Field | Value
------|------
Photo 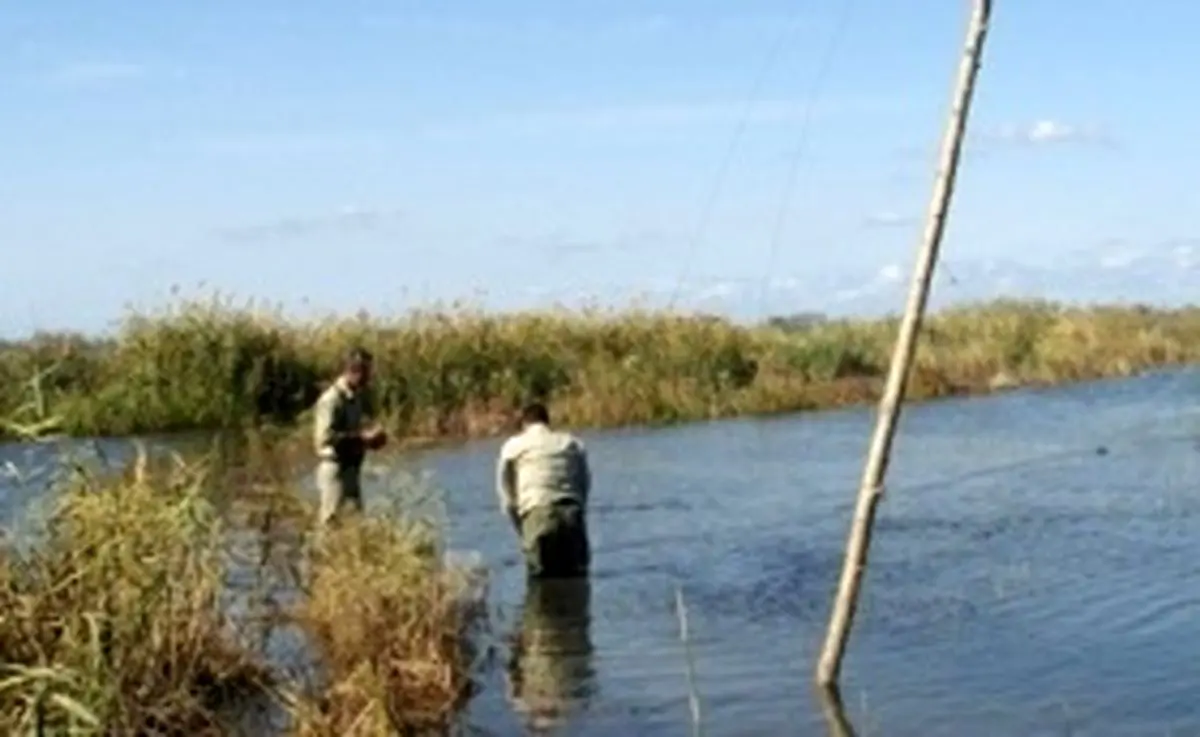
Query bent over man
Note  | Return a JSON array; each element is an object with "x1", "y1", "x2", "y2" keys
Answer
[
  {"x1": 313, "y1": 347, "x2": 387, "y2": 526},
  {"x1": 496, "y1": 403, "x2": 591, "y2": 579}
]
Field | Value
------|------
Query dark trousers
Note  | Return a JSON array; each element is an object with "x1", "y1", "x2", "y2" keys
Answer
[{"x1": 517, "y1": 500, "x2": 590, "y2": 579}]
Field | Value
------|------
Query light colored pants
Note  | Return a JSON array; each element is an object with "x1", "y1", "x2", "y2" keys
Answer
[{"x1": 316, "y1": 460, "x2": 363, "y2": 526}]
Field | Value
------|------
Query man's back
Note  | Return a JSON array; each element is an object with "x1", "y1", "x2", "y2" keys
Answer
[{"x1": 499, "y1": 424, "x2": 590, "y2": 517}]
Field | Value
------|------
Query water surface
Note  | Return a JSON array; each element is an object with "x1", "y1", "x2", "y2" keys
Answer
[{"x1": 3, "y1": 369, "x2": 1199, "y2": 736}]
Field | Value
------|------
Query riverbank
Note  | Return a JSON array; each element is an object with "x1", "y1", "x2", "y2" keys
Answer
[
  {"x1": 0, "y1": 447, "x2": 477, "y2": 734},
  {"x1": 2, "y1": 297, "x2": 1198, "y2": 441}
]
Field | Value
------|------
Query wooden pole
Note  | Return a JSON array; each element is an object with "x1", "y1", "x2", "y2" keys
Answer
[{"x1": 814, "y1": 0, "x2": 992, "y2": 688}]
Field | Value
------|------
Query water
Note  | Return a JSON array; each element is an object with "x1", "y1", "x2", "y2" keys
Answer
[{"x1": 3, "y1": 369, "x2": 1199, "y2": 736}]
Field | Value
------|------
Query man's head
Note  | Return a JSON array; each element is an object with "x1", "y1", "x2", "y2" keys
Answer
[
  {"x1": 519, "y1": 402, "x2": 550, "y2": 429},
  {"x1": 342, "y1": 346, "x2": 374, "y2": 390}
]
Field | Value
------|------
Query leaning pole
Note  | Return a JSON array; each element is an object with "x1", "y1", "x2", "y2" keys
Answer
[{"x1": 814, "y1": 0, "x2": 994, "y2": 689}]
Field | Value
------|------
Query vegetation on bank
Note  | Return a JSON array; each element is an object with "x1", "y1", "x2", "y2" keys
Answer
[
  {"x1": 1, "y1": 297, "x2": 1198, "y2": 441},
  {"x1": 0, "y1": 447, "x2": 477, "y2": 734}
]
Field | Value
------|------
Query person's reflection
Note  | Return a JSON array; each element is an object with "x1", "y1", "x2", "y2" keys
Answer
[{"x1": 506, "y1": 577, "x2": 596, "y2": 733}]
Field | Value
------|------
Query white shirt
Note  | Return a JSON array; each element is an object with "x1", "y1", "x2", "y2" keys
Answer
[{"x1": 496, "y1": 423, "x2": 591, "y2": 518}]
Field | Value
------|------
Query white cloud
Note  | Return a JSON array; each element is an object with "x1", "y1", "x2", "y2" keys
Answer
[
  {"x1": 423, "y1": 96, "x2": 896, "y2": 140},
  {"x1": 511, "y1": 240, "x2": 1197, "y2": 317},
  {"x1": 363, "y1": 13, "x2": 662, "y2": 37},
  {"x1": 197, "y1": 133, "x2": 390, "y2": 155},
  {"x1": 361, "y1": 12, "x2": 804, "y2": 40},
  {"x1": 1030, "y1": 120, "x2": 1075, "y2": 143},
  {"x1": 878, "y1": 263, "x2": 904, "y2": 283},
  {"x1": 213, "y1": 205, "x2": 404, "y2": 243},
  {"x1": 1169, "y1": 240, "x2": 1198, "y2": 270},
  {"x1": 863, "y1": 210, "x2": 917, "y2": 229},
  {"x1": 830, "y1": 284, "x2": 871, "y2": 303},
  {"x1": 48, "y1": 61, "x2": 146, "y2": 86},
  {"x1": 767, "y1": 276, "x2": 802, "y2": 291},
  {"x1": 832, "y1": 263, "x2": 905, "y2": 303},
  {"x1": 1097, "y1": 248, "x2": 1145, "y2": 270},
  {"x1": 496, "y1": 229, "x2": 655, "y2": 262},
  {"x1": 693, "y1": 281, "x2": 739, "y2": 301},
  {"x1": 988, "y1": 119, "x2": 1112, "y2": 147}
]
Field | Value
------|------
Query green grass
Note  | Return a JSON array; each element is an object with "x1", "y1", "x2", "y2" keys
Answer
[
  {"x1": 2, "y1": 296, "x2": 1198, "y2": 441},
  {"x1": 0, "y1": 446, "x2": 478, "y2": 735}
]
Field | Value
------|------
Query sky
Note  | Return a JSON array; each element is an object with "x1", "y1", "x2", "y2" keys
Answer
[{"x1": 1, "y1": 0, "x2": 1197, "y2": 336}]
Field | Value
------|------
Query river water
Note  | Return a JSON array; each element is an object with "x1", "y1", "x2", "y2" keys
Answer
[{"x1": 2, "y1": 369, "x2": 1199, "y2": 736}]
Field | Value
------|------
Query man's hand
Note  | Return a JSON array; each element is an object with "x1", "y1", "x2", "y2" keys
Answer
[{"x1": 361, "y1": 425, "x2": 388, "y2": 450}]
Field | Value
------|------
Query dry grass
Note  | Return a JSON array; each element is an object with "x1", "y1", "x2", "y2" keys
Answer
[
  {"x1": 1, "y1": 295, "x2": 1198, "y2": 441},
  {"x1": 0, "y1": 447, "x2": 269, "y2": 734},
  {"x1": 0, "y1": 444, "x2": 479, "y2": 735},
  {"x1": 286, "y1": 511, "x2": 476, "y2": 736}
]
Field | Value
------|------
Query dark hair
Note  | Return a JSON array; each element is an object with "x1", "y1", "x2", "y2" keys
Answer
[
  {"x1": 520, "y1": 402, "x2": 550, "y2": 426},
  {"x1": 345, "y1": 346, "x2": 374, "y2": 370}
]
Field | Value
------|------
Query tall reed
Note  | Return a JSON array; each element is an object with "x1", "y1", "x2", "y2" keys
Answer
[
  {"x1": 287, "y1": 509, "x2": 476, "y2": 736},
  {"x1": 0, "y1": 443, "x2": 480, "y2": 735},
  {"x1": 0, "y1": 448, "x2": 269, "y2": 734},
  {"x1": 2, "y1": 296, "x2": 1197, "y2": 441}
]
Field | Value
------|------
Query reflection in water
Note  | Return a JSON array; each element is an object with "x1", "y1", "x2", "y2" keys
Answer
[
  {"x1": 815, "y1": 684, "x2": 858, "y2": 737},
  {"x1": 506, "y1": 578, "x2": 596, "y2": 734},
  {"x1": 4, "y1": 370, "x2": 1198, "y2": 735}
]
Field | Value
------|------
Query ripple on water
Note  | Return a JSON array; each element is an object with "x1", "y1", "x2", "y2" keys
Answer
[{"x1": 3, "y1": 370, "x2": 1200, "y2": 736}]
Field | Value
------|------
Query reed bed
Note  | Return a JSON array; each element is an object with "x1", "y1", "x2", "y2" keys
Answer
[
  {"x1": 0, "y1": 445, "x2": 478, "y2": 735},
  {"x1": 1, "y1": 296, "x2": 1198, "y2": 441},
  {"x1": 288, "y1": 511, "x2": 477, "y2": 736}
]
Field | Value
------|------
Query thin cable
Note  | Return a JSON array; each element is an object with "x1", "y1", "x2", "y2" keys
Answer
[
  {"x1": 665, "y1": 12, "x2": 809, "y2": 310},
  {"x1": 754, "y1": 0, "x2": 859, "y2": 318},
  {"x1": 893, "y1": 405, "x2": 1200, "y2": 498}
]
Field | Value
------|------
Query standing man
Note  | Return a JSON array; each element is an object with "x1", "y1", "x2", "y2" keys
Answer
[
  {"x1": 313, "y1": 347, "x2": 387, "y2": 526},
  {"x1": 496, "y1": 402, "x2": 592, "y2": 579}
]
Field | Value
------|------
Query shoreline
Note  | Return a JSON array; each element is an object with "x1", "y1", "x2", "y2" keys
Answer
[
  {"x1": 3, "y1": 363, "x2": 1189, "y2": 451},
  {"x1": 2, "y1": 297, "x2": 1198, "y2": 443},
  {"x1": 384, "y1": 360, "x2": 1197, "y2": 451},
  {"x1": 4, "y1": 365, "x2": 1189, "y2": 457}
]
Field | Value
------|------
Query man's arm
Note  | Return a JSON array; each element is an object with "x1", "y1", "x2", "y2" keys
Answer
[
  {"x1": 359, "y1": 391, "x2": 387, "y2": 448},
  {"x1": 496, "y1": 440, "x2": 519, "y2": 525}
]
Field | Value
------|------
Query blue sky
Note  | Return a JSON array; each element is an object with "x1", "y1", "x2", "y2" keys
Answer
[{"x1": 2, "y1": 0, "x2": 1197, "y2": 336}]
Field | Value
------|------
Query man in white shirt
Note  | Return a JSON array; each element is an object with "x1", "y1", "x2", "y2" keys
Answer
[{"x1": 496, "y1": 403, "x2": 591, "y2": 579}]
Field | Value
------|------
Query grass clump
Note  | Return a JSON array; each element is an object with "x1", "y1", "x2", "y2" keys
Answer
[
  {"x1": 288, "y1": 511, "x2": 477, "y2": 736},
  {"x1": 0, "y1": 446, "x2": 481, "y2": 735},
  {"x1": 0, "y1": 448, "x2": 269, "y2": 734},
  {"x1": 1, "y1": 295, "x2": 1198, "y2": 441}
]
